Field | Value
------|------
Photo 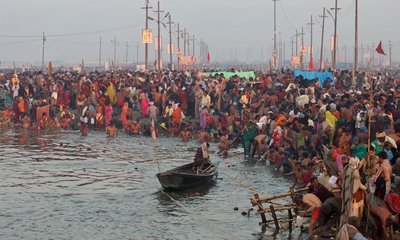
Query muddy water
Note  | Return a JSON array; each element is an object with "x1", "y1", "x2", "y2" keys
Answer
[{"x1": 0, "y1": 128, "x2": 304, "y2": 240}]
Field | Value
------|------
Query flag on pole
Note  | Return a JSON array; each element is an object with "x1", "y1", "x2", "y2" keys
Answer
[
  {"x1": 207, "y1": 52, "x2": 211, "y2": 62},
  {"x1": 376, "y1": 41, "x2": 386, "y2": 55},
  {"x1": 309, "y1": 57, "x2": 315, "y2": 71},
  {"x1": 151, "y1": 118, "x2": 157, "y2": 142}
]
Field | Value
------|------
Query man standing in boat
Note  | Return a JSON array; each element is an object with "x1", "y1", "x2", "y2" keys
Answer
[{"x1": 193, "y1": 142, "x2": 210, "y2": 174}]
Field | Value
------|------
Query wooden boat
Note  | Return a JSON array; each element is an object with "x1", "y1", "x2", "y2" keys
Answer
[{"x1": 156, "y1": 162, "x2": 217, "y2": 190}]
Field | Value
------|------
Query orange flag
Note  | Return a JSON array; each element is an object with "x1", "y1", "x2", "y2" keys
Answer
[
  {"x1": 309, "y1": 57, "x2": 315, "y2": 71},
  {"x1": 47, "y1": 61, "x2": 53, "y2": 75}
]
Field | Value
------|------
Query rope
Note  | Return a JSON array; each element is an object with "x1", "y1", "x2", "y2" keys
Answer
[{"x1": 217, "y1": 168, "x2": 278, "y2": 197}]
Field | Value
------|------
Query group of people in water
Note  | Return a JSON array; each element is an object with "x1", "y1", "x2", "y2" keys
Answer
[{"x1": 1, "y1": 66, "x2": 400, "y2": 238}]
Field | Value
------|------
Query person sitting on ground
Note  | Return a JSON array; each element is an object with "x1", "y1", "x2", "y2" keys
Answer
[{"x1": 192, "y1": 142, "x2": 210, "y2": 174}]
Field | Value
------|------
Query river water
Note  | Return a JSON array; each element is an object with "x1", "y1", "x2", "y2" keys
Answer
[{"x1": 0, "y1": 128, "x2": 304, "y2": 240}]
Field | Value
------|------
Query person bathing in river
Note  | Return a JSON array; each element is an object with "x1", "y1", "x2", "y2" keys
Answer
[
  {"x1": 180, "y1": 127, "x2": 192, "y2": 142},
  {"x1": 106, "y1": 122, "x2": 117, "y2": 137},
  {"x1": 192, "y1": 142, "x2": 210, "y2": 174},
  {"x1": 22, "y1": 115, "x2": 30, "y2": 129},
  {"x1": 218, "y1": 131, "x2": 231, "y2": 156},
  {"x1": 80, "y1": 123, "x2": 89, "y2": 136}
]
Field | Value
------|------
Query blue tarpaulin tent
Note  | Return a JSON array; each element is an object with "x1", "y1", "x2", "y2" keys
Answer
[{"x1": 294, "y1": 70, "x2": 334, "y2": 87}]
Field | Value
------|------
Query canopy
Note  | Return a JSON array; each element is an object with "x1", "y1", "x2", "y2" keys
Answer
[
  {"x1": 204, "y1": 71, "x2": 256, "y2": 80},
  {"x1": 294, "y1": 70, "x2": 334, "y2": 87}
]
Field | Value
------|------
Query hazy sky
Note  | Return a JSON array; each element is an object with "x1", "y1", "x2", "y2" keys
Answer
[{"x1": 0, "y1": 0, "x2": 399, "y2": 66}]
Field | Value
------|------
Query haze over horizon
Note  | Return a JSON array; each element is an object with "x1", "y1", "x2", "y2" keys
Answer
[{"x1": 0, "y1": 0, "x2": 399, "y2": 67}]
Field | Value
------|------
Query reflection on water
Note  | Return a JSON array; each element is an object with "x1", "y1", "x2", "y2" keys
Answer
[{"x1": 0, "y1": 128, "x2": 302, "y2": 240}]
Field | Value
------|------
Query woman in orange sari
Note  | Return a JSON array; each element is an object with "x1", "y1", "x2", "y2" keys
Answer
[{"x1": 172, "y1": 105, "x2": 182, "y2": 129}]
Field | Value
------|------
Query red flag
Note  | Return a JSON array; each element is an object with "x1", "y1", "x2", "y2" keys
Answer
[
  {"x1": 151, "y1": 118, "x2": 156, "y2": 142},
  {"x1": 376, "y1": 41, "x2": 386, "y2": 55},
  {"x1": 207, "y1": 52, "x2": 211, "y2": 62},
  {"x1": 309, "y1": 57, "x2": 315, "y2": 71}
]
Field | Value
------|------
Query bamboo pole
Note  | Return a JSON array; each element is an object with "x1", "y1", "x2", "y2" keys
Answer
[
  {"x1": 260, "y1": 217, "x2": 296, "y2": 226},
  {"x1": 365, "y1": 75, "x2": 374, "y2": 234},
  {"x1": 250, "y1": 187, "x2": 308, "y2": 205},
  {"x1": 251, "y1": 187, "x2": 341, "y2": 206},
  {"x1": 256, "y1": 204, "x2": 297, "y2": 214},
  {"x1": 254, "y1": 193, "x2": 268, "y2": 224},
  {"x1": 270, "y1": 205, "x2": 280, "y2": 231}
]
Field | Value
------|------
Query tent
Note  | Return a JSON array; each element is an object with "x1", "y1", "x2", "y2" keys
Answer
[
  {"x1": 294, "y1": 70, "x2": 334, "y2": 87},
  {"x1": 204, "y1": 71, "x2": 256, "y2": 80}
]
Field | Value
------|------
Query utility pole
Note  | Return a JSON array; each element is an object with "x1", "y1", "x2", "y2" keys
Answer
[
  {"x1": 279, "y1": 39, "x2": 282, "y2": 67},
  {"x1": 283, "y1": 41, "x2": 286, "y2": 67},
  {"x1": 300, "y1": 27, "x2": 306, "y2": 69},
  {"x1": 308, "y1": 15, "x2": 315, "y2": 70},
  {"x1": 136, "y1": 41, "x2": 140, "y2": 64},
  {"x1": 290, "y1": 37, "x2": 294, "y2": 57},
  {"x1": 176, "y1": 23, "x2": 182, "y2": 69},
  {"x1": 294, "y1": 30, "x2": 300, "y2": 56},
  {"x1": 300, "y1": 27, "x2": 305, "y2": 51},
  {"x1": 192, "y1": 35, "x2": 196, "y2": 58},
  {"x1": 111, "y1": 37, "x2": 117, "y2": 68},
  {"x1": 360, "y1": 44, "x2": 364, "y2": 66},
  {"x1": 187, "y1": 32, "x2": 191, "y2": 56},
  {"x1": 372, "y1": 42, "x2": 375, "y2": 66},
  {"x1": 272, "y1": 0, "x2": 278, "y2": 69},
  {"x1": 331, "y1": 0, "x2": 339, "y2": 69},
  {"x1": 353, "y1": 0, "x2": 358, "y2": 85},
  {"x1": 42, "y1": 32, "x2": 46, "y2": 69},
  {"x1": 319, "y1": 8, "x2": 327, "y2": 70},
  {"x1": 183, "y1": 28, "x2": 187, "y2": 55},
  {"x1": 125, "y1": 42, "x2": 130, "y2": 68},
  {"x1": 389, "y1": 41, "x2": 392, "y2": 67},
  {"x1": 155, "y1": 1, "x2": 164, "y2": 70},
  {"x1": 167, "y1": 13, "x2": 174, "y2": 70},
  {"x1": 141, "y1": 0, "x2": 152, "y2": 70},
  {"x1": 99, "y1": 36, "x2": 102, "y2": 69}
]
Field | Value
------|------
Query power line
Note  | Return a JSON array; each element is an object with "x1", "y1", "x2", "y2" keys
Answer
[
  {"x1": 0, "y1": 35, "x2": 41, "y2": 38},
  {"x1": 0, "y1": 39, "x2": 41, "y2": 44},
  {"x1": 47, "y1": 24, "x2": 141, "y2": 37},
  {"x1": 277, "y1": 1, "x2": 297, "y2": 31}
]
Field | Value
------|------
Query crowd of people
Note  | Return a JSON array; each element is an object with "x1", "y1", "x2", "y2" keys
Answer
[{"x1": 1, "y1": 67, "x2": 400, "y2": 238}]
